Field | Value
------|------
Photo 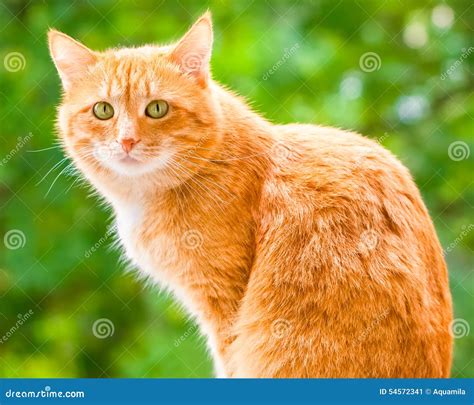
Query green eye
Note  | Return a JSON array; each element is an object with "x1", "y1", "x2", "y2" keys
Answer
[
  {"x1": 145, "y1": 100, "x2": 169, "y2": 118},
  {"x1": 93, "y1": 102, "x2": 114, "y2": 120}
]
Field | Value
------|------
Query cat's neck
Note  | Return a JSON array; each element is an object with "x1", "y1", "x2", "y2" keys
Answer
[{"x1": 212, "y1": 82, "x2": 273, "y2": 139}]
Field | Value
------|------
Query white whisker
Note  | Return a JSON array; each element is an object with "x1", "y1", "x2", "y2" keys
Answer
[
  {"x1": 36, "y1": 157, "x2": 69, "y2": 186},
  {"x1": 45, "y1": 162, "x2": 74, "y2": 197},
  {"x1": 27, "y1": 145, "x2": 62, "y2": 153}
]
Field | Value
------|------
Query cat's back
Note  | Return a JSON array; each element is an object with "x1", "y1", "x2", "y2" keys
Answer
[
  {"x1": 271, "y1": 123, "x2": 415, "y2": 199},
  {"x1": 265, "y1": 123, "x2": 439, "y2": 237},
  {"x1": 264, "y1": 123, "x2": 447, "y2": 277},
  {"x1": 239, "y1": 122, "x2": 453, "y2": 377}
]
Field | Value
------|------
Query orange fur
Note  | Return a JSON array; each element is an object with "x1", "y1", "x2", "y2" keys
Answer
[{"x1": 49, "y1": 13, "x2": 452, "y2": 378}]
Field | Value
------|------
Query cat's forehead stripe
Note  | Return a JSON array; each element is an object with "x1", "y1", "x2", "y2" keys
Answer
[
  {"x1": 99, "y1": 79, "x2": 121, "y2": 99},
  {"x1": 98, "y1": 58, "x2": 158, "y2": 99}
]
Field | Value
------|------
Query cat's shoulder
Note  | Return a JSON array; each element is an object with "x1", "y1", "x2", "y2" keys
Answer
[
  {"x1": 273, "y1": 123, "x2": 394, "y2": 163},
  {"x1": 261, "y1": 123, "x2": 417, "y2": 212},
  {"x1": 269, "y1": 123, "x2": 411, "y2": 187}
]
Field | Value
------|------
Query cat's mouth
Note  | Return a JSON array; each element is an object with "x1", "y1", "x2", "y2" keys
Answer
[
  {"x1": 89, "y1": 141, "x2": 173, "y2": 177},
  {"x1": 110, "y1": 153, "x2": 154, "y2": 176},
  {"x1": 119, "y1": 155, "x2": 141, "y2": 164},
  {"x1": 91, "y1": 148, "x2": 173, "y2": 178}
]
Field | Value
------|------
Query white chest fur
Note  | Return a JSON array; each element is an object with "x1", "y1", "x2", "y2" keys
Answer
[
  {"x1": 112, "y1": 200, "x2": 226, "y2": 377},
  {"x1": 114, "y1": 202, "x2": 143, "y2": 263},
  {"x1": 113, "y1": 201, "x2": 192, "y2": 290}
]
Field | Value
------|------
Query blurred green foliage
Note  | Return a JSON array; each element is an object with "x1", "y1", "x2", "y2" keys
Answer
[{"x1": 0, "y1": 0, "x2": 472, "y2": 378}]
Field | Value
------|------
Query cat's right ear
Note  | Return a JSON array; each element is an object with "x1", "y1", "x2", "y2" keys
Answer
[
  {"x1": 48, "y1": 30, "x2": 97, "y2": 91},
  {"x1": 168, "y1": 12, "x2": 213, "y2": 88}
]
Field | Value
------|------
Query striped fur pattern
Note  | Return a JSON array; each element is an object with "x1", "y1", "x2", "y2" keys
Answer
[{"x1": 49, "y1": 12, "x2": 452, "y2": 377}]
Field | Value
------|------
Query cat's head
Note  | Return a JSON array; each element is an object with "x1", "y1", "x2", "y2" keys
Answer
[{"x1": 49, "y1": 12, "x2": 222, "y2": 192}]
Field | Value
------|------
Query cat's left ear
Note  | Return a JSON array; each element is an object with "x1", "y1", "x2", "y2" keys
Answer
[
  {"x1": 48, "y1": 29, "x2": 98, "y2": 91},
  {"x1": 168, "y1": 12, "x2": 213, "y2": 87}
]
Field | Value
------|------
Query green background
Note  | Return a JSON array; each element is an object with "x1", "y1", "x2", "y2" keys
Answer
[{"x1": 0, "y1": 0, "x2": 472, "y2": 378}]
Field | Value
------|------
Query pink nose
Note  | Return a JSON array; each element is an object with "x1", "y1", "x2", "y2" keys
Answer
[{"x1": 120, "y1": 138, "x2": 139, "y2": 153}]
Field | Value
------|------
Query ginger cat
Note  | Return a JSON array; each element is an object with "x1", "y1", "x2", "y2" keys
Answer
[{"x1": 48, "y1": 12, "x2": 452, "y2": 378}]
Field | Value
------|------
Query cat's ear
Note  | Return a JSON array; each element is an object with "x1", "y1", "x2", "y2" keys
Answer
[
  {"x1": 168, "y1": 12, "x2": 213, "y2": 87},
  {"x1": 48, "y1": 29, "x2": 97, "y2": 90}
]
